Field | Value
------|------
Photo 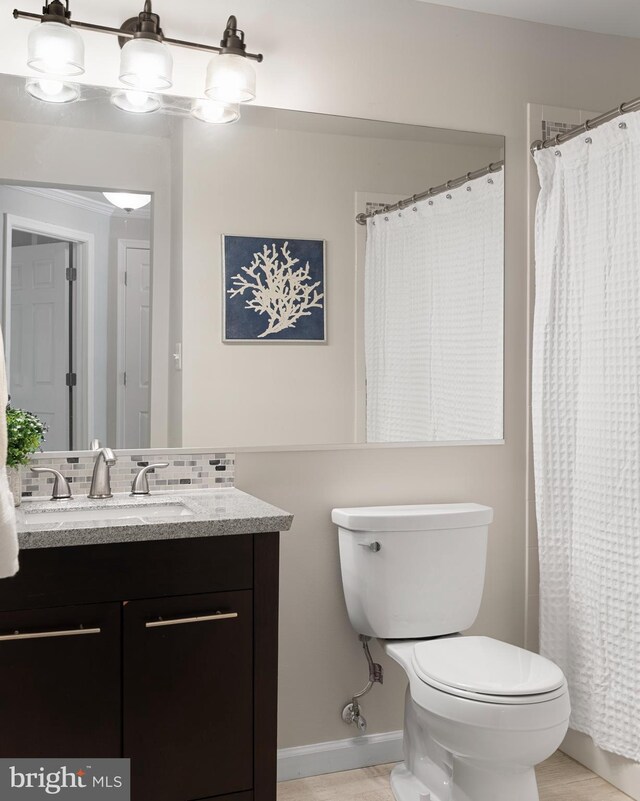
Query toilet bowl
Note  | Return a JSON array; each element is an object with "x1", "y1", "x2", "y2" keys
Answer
[
  {"x1": 385, "y1": 638, "x2": 570, "y2": 801},
  {"x1": 332, "y1": 504, "x2": 570, "y2": 801}
]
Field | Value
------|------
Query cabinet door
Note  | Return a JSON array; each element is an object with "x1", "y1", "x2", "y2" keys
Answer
[
  {"x1": 0, "y1": 603, "x2": 121, "y2": 757},
  {"x1": 123, "y1": 591, "x2": 253, "y2": 801}
]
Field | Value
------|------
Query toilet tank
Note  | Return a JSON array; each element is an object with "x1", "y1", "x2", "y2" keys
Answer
[{"x1": 332, "y1": 504, "x2": 493, "y2": 639}]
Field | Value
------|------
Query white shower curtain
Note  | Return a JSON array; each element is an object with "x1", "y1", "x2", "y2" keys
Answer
[
  {"x1": 364, "y1": 169, "x2": 503, "y2": 442},
  {"x1": 533, "y1": 114, "x2": 640, "y2": 760}
]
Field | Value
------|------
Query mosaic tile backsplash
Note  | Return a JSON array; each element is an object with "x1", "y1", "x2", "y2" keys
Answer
[
  {"x1": 21, "y1": 451, "x2": 235, "y2": 498},
  {"x1": 542, "y1": 120, "x2": 576, "y2": 142}
]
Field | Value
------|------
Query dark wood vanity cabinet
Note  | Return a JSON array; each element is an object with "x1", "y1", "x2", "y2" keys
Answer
[
  {"x1": 0, "y1": 602, "x2": 121, "y2": 758},
  {"x1": 124, "y1": 590, "x2": 254, "y2": 801},
  {"x1": 0, "y1": 532, "x2": 280, "y2": 801}
]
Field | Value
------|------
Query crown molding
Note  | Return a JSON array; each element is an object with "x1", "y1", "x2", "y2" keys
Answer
[{"x1": 7, "y1": 186, "x2": 151, "y2": 220}]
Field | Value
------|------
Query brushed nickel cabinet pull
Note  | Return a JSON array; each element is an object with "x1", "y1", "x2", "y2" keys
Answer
[
  {"x1": 145, "y1": 612, "x2": 239, "y2": 629},
  {"x1": 0, "y1": 626, "x2": 101, "y2": 641}
]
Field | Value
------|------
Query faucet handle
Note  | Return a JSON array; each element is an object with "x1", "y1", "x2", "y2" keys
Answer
[
  {"x1": 90, "y1": 439, "x2": 101, "y2": 451},
  {"x1": 31, "y1": 467, "x2": 72, "y2": 500},
  {"x1": 131, "y1": 463, "x2": 169, "y2": 496}
]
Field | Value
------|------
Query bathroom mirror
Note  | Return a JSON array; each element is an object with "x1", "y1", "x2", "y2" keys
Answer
[
  {"x1": 0, "y1": 72, "x2": 505, "y2": 450},
  {"x1": 3, "y1": 185, "x2": 152, "y2": 451}
]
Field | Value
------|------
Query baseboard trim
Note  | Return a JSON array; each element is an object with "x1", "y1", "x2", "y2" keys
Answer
[
  {"x1": 561, "y1": 729, "x2": 640, "y2": 801},
  {"x1": 277, "y1": 730, "x2": 404, "y2": 782}
]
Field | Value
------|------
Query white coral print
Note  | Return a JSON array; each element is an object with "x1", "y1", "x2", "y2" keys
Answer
[{"x1": 227, "y1": 241, "x2": 324, "y2": 338}]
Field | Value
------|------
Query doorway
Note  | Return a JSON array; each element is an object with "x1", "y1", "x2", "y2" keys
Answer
[
  {"x1": 3, "y1": 215, "x2": 94, "y2": 451},
  {"x1": 117, "y1": 239, "x2": 151, "y2": 449}
]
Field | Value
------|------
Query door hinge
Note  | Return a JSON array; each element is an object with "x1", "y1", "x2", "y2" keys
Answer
[
  {"x1": 65, "y1": 372, "x2": 77, "y2": 387},
  {"x1": 123, "y1": 271, "x2": 128, "y2": 286},
  {"x1": 66, "y1": 267, "x2": 77, "y2": 282},
  {"x1": 123, "y1": 371, "x2": 127, "y2": 387}
]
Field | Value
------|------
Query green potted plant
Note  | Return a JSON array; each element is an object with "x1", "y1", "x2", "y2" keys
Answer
[{"x1": 6, "y1": 405, "x2": 47, "y2": 506}]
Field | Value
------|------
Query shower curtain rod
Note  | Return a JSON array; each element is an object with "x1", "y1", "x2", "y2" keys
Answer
[
  {"x1": 355, "y1": 160, "x2": 504, "y2": 225},
  {"x1": 530, "y1": 94, "x2": 640, "y2": 155}
]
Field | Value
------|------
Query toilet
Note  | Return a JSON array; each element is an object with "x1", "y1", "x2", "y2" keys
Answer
[{"x1": 332, "y1": 503, "x2": 570, "y2": 801}]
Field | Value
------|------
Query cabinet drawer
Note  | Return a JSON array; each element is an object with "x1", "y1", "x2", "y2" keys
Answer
[
  {"x1": 123, "y1": 591, "x2": 253, "y2": 801},
  {"x1": 0, "y1": 603, "x2": 121, "y2": 758},
  {"x1": 0, "y1": 535, "x2": 253, "y2": 609}
]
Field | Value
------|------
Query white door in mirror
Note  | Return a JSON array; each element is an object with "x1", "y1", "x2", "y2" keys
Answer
[
  {"x1": 118, "y1": 243, "x2": 151, "y2": 449},
  {"x1": 10, "y1": 242, "x2": 69, "y2": 450}
]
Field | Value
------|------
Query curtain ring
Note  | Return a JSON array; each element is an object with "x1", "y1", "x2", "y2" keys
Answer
[
  {"x1": 619, "y1": 103, "x2": 626, "y2": 116},
  {"x1": 554, "y1": 134, "x2": 562, "y2": 146},
  {"x1": 584, "y1": 118, "x2": 592, "y2": 131},
  {"x1": 466, "y1": 172, "x2": 472, "y2": 181}
]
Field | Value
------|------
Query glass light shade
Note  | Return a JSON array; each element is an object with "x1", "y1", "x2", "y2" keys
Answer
[
  {"x1": 26, "y1": 78, "x2": 79, "y2": 103},
  {"x1": 191, "y1": 98, "x2": 240, "y2": 124},
  {"x1": 119, "y1": 37, "x2": 173, "y2": 91},
  {"x1": 27, "y1": 21, "x2": 84, "y2": 76},
  {"x1": 111, "y1": 89, "x2": 161, "y2": 114},
  {"x1": 103, "y1": 192, "x2": 151, "y2": 212},
  {"x1": 205, "y1": 54, "x2": 255, "y2": 103}
]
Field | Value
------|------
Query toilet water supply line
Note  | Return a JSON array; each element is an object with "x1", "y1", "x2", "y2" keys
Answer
[{"x1": 342, "y1": 635, "x2": 384, "y2": 733}]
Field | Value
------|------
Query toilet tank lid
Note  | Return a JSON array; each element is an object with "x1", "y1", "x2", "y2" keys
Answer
[{"x1": 331, "y1": 503, "x2": 493, "y2": 532}]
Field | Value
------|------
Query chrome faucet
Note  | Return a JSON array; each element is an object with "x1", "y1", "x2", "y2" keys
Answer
[{"x1": 88, "y1": 440, "x2": 117, "y2": 499}]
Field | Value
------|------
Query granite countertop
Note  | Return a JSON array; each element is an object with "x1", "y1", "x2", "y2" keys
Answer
[{"x1": 16, "y1": 488, "x2": 294, "y2": 550}]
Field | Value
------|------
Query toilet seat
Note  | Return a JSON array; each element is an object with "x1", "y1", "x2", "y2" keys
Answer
[
  {"x1": 416, "y1": 672, "x2": 568, "y2": 704},
  {"x1": 411, "y1": 636, "x2": 566, "y2": 705}
]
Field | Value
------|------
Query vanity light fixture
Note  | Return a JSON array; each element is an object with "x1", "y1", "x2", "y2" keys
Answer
[
  {"x1": 204, "y1": 16, "x2": 256, "y2": 104},
  {"x1": 14, "y1": 2, "x2": 264, "y2": 111},
  {"x1": 102, "y1": 192, "x2": 151, "y2": 212},
  {"x1": 118, "y1": 1, "x2": 173, "y2": 91},
  {"x1": 26, "y1": 0, "x2": 84, "y2": 76}
]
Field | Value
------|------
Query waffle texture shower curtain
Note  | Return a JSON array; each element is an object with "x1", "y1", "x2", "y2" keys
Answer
[
  {"x1": 364, "y1": 169, "x2": 503, "y2": 442},
  {"x1": 533, "y1": 114, "x2": 640, "y2": 760}
]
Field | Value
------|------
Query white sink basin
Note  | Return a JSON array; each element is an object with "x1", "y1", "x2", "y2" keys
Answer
[{"x1": 23, "y1": 502, "x2": 194, "y2": 526}]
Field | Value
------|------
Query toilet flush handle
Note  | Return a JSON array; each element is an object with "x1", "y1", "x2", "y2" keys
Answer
[{"x1": 358, "y1": 542, "x2": 381, "y2": 552}]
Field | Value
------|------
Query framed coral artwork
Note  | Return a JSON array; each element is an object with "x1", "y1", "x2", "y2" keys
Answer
[{"x1": 222, "y1": 235, "x2": 326, "y2": 343}]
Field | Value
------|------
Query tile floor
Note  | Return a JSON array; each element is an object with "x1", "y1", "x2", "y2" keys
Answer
[{"x1": 278, "y1": 751, "x2": 631, "y2": 801}]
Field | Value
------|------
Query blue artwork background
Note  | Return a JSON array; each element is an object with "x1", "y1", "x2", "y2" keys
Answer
[{"x1": 223, "y1": 235, "x2": 325, "y2": 341}]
